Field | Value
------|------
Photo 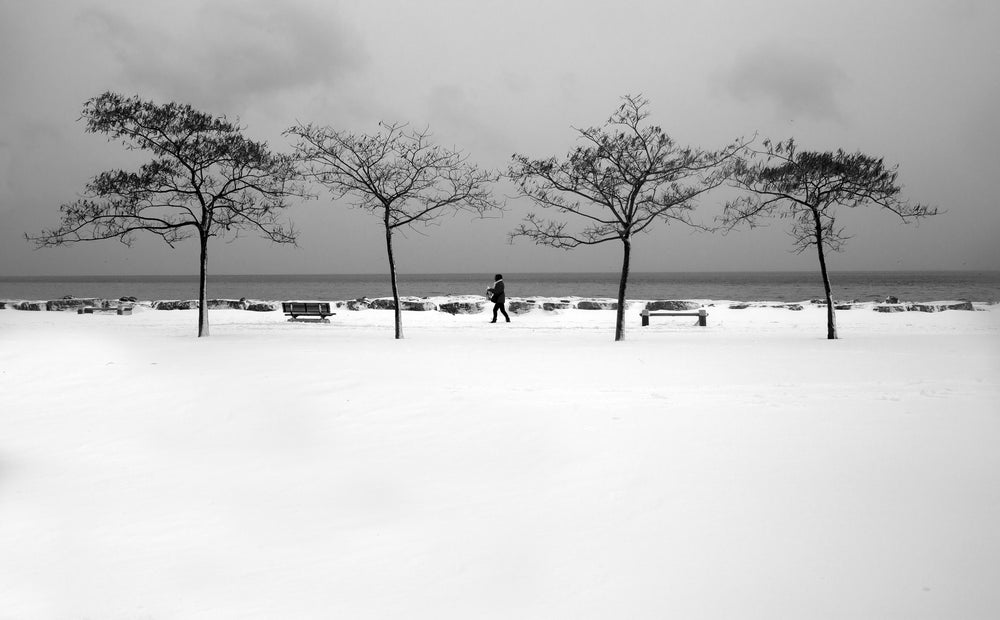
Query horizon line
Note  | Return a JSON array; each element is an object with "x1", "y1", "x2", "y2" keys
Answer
[{"x1": 3, "y1": 268, "x2": 998, "y2": 279}]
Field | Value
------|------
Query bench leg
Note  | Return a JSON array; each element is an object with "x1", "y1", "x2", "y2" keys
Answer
[{"x1": 698, "y1": 310, "x2": 707, "y2": 326}]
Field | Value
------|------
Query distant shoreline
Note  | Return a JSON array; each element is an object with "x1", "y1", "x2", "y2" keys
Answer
[
  {"x1": 1, "y1": 295, "x2": 993, "y2": 313},
  {"x1": 3, "y1": 271, "x2": 998, "y2": 305},
  {"x1": 3, "y1": 269, "x2": 998, "y2": 280}
]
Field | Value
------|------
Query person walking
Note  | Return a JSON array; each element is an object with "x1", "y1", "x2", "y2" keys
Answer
[{"x1": 488, "y1": 273, "x2": 510, "y2": 323}]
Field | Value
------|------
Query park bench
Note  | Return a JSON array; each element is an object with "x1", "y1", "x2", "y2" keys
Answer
[
  {"x1": 78, "y1": 306, "x2": 133, "y2": 315},
  {"x1": 282, "y1": 301, "x2": 335, "y2": 323},
  {"x1": 640, "y1": 308, "x2": 708, "y2": 327}
]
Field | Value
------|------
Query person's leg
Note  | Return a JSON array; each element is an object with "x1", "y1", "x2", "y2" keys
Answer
[
  {"x1": 501, "y1": 304, "x2": 510, "y2": 322},
  {"x1": 492, "y1": 302, "x2": 500, "y2": 322}
]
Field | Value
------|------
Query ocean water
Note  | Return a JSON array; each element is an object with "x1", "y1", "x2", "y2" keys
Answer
[{"x1": 1, "y1": 271, "x2": 998, "y2": 303}]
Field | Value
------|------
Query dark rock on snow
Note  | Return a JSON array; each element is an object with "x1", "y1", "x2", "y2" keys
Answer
[
  {"x1": 46, "y1": 298, "x2": 99, "y2": 311},
  {"x1": 245, "y1": 302, "x2": 278, "y2": 312},
  {"x1": 439, "y1": 301, "x2": 485, "y2": 314},
  {"x1": 646, "y1": 300, "x2": 700, "y2": 311},
  {"x1": 576, "y1": 300, "x2": 619, "y2": 310},
  {"x1": 153, "y1": 300, "x2": 199, "y2": 310},
  {"x1": 912, "y1": 301, "x2": 975, "y2": 312},
  {"x1": 874, "y1": 304, "x2": 910, "y2": 313},
  {"x1": 506, "y1": 300, "x2": 535, "y2": 315}
]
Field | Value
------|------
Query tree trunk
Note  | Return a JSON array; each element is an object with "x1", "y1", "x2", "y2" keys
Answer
[
  {"x1": 197, "y1": 231, "x2": 210, "y2": 338},
  {"x1": 812, "y1": 210, "x2": 837, "y2": 340},
  {"x1": 385, "y1": 223, "x2": 403, "y2": 340},
  {"x1": 614, "y1": 235, "x2": 631, "y2": 342}
]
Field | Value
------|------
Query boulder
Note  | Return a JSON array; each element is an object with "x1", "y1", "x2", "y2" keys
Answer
[
  {"x1": 646, "y1": 300, "x2": 700, "y2": 311},
  {"x1": 911, "y1": 301, "x2": 975, "y2": 312},
  {"x1": 728, "y1": 303, "x2": 750, "y2": 310},
  {"x1": 46, "y1": 298, "x2": 99, "y2": 311},
  {"x1": 15, "y1": 301, "x2": 46, "y2": 311},
  {"x1": 439, "y1": 301, "x2": 485, "y2": 315},
  {"x1": 345, "y1": 299, "x2": 371, "y2": 311},
  {"x1": 834, "y1": 304, "x2": 854, "y2": 310},
  {"x1": 885, "y1": 296, "x2": 900, "y2": 304},
  {"x1": 0, "y1": 301, "x2": 6, "y2": 310},
  {"x1": 403, "y1": 300, "x2": 437, "y2": 311},
  {"x1": 785, "y1": 304, "x2": 804, "y2": 311},
  {"x1": 207, "y1": 299, "x2": 245, "y2": 310},
  {"x1": 874, "y1": 304, "x2": 910, "y2": 313},
  {"x1": 153, "y1": 300, "x2": 199, "y2": 310},
  {"x1": 507, "y1": 300, "x2": 535, "y2": 315},
  {"x1": 576, "y1": 300, "x2": 618, "y2": 310},
  {"x1": 542, "y1": 301, "x2": 572, "y2": 311},
  {"x1": 119, "y1": 296, "x2": 138, "y2": 303},
  {"x1": 246, "y1": 302, "x2": 278, "y2": 312},
  {"x1": 368, "y1": 297, "x2": 437, "y2": 311}
]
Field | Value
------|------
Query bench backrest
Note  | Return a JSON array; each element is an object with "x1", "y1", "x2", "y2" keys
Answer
[{"x1": 282, "y1": 302, "x2": 331, "y2": 314}]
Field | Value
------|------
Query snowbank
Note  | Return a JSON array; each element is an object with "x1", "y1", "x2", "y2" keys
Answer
[{"x1": 2, "y1": 303, "x2": 999, "y2": 619}]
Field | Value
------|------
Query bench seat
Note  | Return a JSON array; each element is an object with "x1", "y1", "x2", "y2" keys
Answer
[
  {"x1": 78, "y1": 306, "x2": 133, "y2": 315},
  {"x1": 640, "y1": 308, "x2": 708, "y2": 327}
]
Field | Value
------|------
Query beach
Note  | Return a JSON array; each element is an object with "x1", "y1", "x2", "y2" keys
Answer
[{"x1": 2, "y1": 300, "x2": 999, "y2": 619}]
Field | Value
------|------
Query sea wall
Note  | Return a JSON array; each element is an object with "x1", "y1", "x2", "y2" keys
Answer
[{"x1": 0, "y1": 296, "x2": 988, "y2": 314}]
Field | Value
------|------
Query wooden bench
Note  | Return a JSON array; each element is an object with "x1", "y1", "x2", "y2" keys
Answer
[
  {"x1": 282, "y1": 301, "x2": 335, "y2": 323},
  {"x1": 78, "y1": 306, "x2": 133, "y2": 315},
  {"x1": 641, "y1": 308, "x2": 707, "y2": 327}
]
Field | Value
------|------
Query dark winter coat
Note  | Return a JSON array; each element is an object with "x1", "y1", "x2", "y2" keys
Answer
[{"x1": 491, "y1": 279, "x2": 505, "y2": 304}]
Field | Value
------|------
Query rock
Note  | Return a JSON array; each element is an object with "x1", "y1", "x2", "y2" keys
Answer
[
  {"x1": 403, "y1": 300, "x2": 437, "y2": 311},
  {"x1": 345, "y1": 299, "x2": 370, "y2": 311},
  {"x1": 367, "y1": 298, "x2": 394, "y2": 310},
  {"x1": 542, "y1": 302, "x2": 572, "y2": 311},
  {"x1": 507, "y1": 300, "x2": 535, "y2": 315},
  {"x1": 834, "y1": 304, "x2": 854, "y2": 310},
  {"x1": 911, "y1": 301, "x2": 975, "y2": 312},
  {"x1": 785, "y1": 304, "x2": 804, "y2": 311},
  {"x1": 119, "y1": 296, "x2": 138, "y2": 303},
  {"x1": 729, "y1": 303, "x2": 750, "y2": 310},
  {"x1": 245, "y1": 302, "x2": 278, "y2": 312},
  {"x1": 439, "y1": 301, "x2": 485, "y2": 314},
  {"x1": 874, "y1": 304, "x2": 910, "y2": 313},
  {"x1": 46, "y1": 298, "x2": 99, "y2": 311},
  {"x1": 367, "y1": 297, "x2": 437, "y2": 311},
  {"x1": 153, "y1": 300, "x2": 199, "y2": 310},
  {"x1": 885, "y1": 296, "x2": 900, "y2": 304},
  {"x1": 577, "y1": 300, "x2": 618, "y2": 310},
  {"x1": 207, "y1": 299, "x2": 245, "y2": 310},
  {"x1": 15, "y1": 301, "x2": 46, "y2": 311},
  {"x1": 0, "y1": 301, "x2": 6, "y2": 310},
  {"x1": 646, "y1": 300, "x2": 700, "y2": 311}
]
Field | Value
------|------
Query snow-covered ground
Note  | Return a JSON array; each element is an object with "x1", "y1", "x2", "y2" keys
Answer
[{"x1": 2, "y1": 302, "x2": 999, "y2": 619}]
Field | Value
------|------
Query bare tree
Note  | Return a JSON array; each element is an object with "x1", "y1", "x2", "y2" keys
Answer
[
  {"x1": 28, "y1": 92, "x2": 304, "y2": 337},
  {"x1": 286, "y1": 121, "x2": 501, "y2": 339},
  {"x1": 509, "y1": 95, "x2": 744, "y2": 341},
  {"x1": 722, "y1": 138, "x2": 938, "y2": 339}
]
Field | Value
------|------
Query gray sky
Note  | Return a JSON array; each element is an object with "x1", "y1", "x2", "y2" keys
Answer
[{"x1": 1, "y1": 0, "x2": 997, "y2": 276}]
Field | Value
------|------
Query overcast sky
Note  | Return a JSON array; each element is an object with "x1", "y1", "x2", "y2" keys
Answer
[{"x1": 1, "y1": 0, "x2": 997, "y2": 276}]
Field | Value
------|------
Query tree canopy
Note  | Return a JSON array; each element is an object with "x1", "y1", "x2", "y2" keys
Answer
[
  {"x1": 509, "y1": 95, "x2": 744, "y2": 340},
  {"x1": 30, "y1": 92, "x2": 305, "y2": 336},
  {"x1": 287, "y1": 121, "x2": 501, "y2": 339},
  {"x1": 723, "y1": 138, "x2": 938, "y2": 338}
]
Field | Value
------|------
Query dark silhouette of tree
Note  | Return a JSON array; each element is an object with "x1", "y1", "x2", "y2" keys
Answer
[
  {"x1": 722, "y1": 138, "x2": 938, "y2": 339},
  {"x1": 28, "y1": 92, "x2": 304, "y2": 337},
  {"x1": 286, "y1": 121, "x2": 501, "y2": 339},
  {"x1": 509, "y1": 95, "x2": 744, "y2": 341}
]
